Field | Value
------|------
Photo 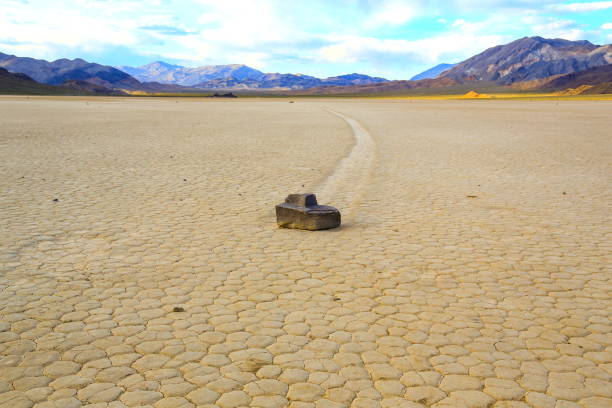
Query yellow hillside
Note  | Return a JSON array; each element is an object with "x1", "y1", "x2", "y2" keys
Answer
[
  {"x1": 555, "y1": 84, "x2": 594, "y2": 96},
  {"x1": 461, "y1": 90, "x2": 491, "y2": 98}
]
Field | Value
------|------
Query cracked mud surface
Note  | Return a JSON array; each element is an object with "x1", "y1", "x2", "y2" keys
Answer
[{"x1": 0, "y1": 97, "x2": 610, "y2": 408}]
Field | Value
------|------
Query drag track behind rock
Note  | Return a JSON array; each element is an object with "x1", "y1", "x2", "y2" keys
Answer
[{"x1": 315, "y1": 108, "x2": 376, "y2": 220}]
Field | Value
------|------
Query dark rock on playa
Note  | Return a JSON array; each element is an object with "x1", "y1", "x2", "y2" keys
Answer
[
  {"x1": 208, "y1": 92, "x2": 237, "y2": 98},
  {"x1": 276, "y1": 193, "x2": 341, "y2": 231}
]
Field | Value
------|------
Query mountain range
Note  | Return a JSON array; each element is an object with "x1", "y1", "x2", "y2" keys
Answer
[
  {"x1": 1, "y1": 36, "x2": 610, "y2": 95},
  {"x1": 118, "y1": 61, "x2": 388, "y2": 89},
  {"x1": 442, "y1": 37, "x2": 611, "y2": 84},
  {"x1": 296, "y1": 36, "x2": 611, "y2": 95},
  {"x1": 0, "y1": 52, "x2": 141, "y2": 89},
  {"x1": 118, "y1": 62, "x2": 263, "y2": 86}
]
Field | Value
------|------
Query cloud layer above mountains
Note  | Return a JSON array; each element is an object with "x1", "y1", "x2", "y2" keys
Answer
[{"x1": 1, "y1": 0, "x2": 610, "y2": 79}]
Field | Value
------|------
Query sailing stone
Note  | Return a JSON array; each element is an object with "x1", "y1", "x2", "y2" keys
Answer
[{"x1": 276, "y1": 193, "x2": 341, "y2": 230}]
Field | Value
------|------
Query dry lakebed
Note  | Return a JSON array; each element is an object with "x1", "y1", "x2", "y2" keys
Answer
[{"x1": 0, "y1": 96, "x2": 610, "y2": 408}]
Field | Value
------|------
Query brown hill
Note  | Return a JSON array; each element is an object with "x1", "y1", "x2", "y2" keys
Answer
[
  {"x1": 555, "y1": 85, "x2": 594, "y2": 96},
  {"x1": 582, "y1": 82, "x2": 612, "y2": 94},
  {"x1": 62, "y1": 80, "x2": 125, "y2": 95},
  {"x1": 0, "y1": 67, "x2": 91, "y2": 95},
  {"x1": 541, "y1": 64, "x2": 612, "y2": 91},
  {"x1": 0, "y1": 52, "x2": 141, "y2": 89}
]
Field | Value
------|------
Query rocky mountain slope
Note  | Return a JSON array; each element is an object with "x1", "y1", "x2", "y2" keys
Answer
[
  {"x1": 580, "y1": 82, "x2": 612, "y2": 94},
  {"x1": 411, "y1": 63, "x2": 456, "y2": 80},
  {"x1": 322, "y1": 73, "x2": 388, "y2": 86},
  {"x1": 0, "y1": 52, "x2": 141, "y2": 89},
  {"x1": 61, "y1": 80, "x2": 126, "y2": 95},
  {"x1": 118, "y1": 62, "x2": 265, "y2": 86},
  {"x1": 0, "y1": 67, "x2": 94, "y2": 95},
  {"x1": 118, "y1": 62, "x2": 387, "y2": 90},
  {"x1": 441, "y1": 36, "x2": 611, "y2": 84},
  {"x1": 540, "y1": 64, "x2": 612, "y2": 90}
]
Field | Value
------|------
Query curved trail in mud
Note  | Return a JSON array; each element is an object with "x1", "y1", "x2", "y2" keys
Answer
[{"x1": 316, "y1": 109, "x2": 376, "y2": 219}]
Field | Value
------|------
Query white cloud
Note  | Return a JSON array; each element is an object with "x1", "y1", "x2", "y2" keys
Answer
[
  {"x1": 193, "y1": 0, "x2": 294, "y2": 47},
  {"x1": 526, "y1": 17, "x2": 585, "y2": 40},
  {"x1": 450, "y1": 19, "x2": 489, "y2": 33},
  {"x1": 318, "y1": 32, "x2": 505, "y2": 65},
  {"x1": 449, "y1": 0, "x2": 556, "y2": 12},
  {"x1": 0, "y1": 1, "x2": 140, "y2": 58},
  {"x1": 602, "y1": 22, "x2": 612, "y2": 29},
  {"x1": 553, "y1": 1, "x2": 612, "y2": 12},
  {"x1": 366, "y1": 0, "x2": 419, "y2": 28},
  {"x1": 170, "y1": 0, "x2": 316, "y2": 68}
]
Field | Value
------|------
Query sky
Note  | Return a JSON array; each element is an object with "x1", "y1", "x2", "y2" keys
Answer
[{"x1": 1, "y1": 0, "x2": 611, "y2": 79}]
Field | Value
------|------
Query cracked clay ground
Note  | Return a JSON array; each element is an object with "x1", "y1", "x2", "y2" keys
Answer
[{"x1": 0, "y1": 97, "x2": 610, "y2": 408}]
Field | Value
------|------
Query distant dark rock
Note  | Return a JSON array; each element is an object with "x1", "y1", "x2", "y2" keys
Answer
[
  {"x1": 276, "y1": 194, "x2": 340, "y2": 231},
  {"x1": 208, "y1": 92, "x2": 237, "y2": 98}
]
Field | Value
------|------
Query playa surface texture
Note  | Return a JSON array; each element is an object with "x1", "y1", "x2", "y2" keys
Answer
[{"x1": 1, "y1": 96, "x2": 610, "y2": 408}]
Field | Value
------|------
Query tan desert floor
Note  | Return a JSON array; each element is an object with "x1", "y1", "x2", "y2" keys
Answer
[{"x1": 0, "y1": 97, "x2": 610, "y2": 408}]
